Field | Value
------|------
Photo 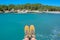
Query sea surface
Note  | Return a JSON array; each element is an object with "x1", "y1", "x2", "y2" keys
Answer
[{"x1": 0, "y1": 13, "x2": 60, "y2": 40}]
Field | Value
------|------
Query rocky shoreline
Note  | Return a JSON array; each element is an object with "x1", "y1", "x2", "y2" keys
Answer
[{"x1": 0, "y1": 10, "x2": 60, "y2": 14}]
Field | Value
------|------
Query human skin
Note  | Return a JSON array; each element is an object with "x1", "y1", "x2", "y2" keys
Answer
[
  {"x1": 31, "y1": 38, "x2": 36, "y2": 40},
  {"x1": 24, "y1": 38, "x2": 29, "y2": 40}
]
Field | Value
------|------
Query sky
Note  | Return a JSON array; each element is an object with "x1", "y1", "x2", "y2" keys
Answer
[{"x1": 0, "y1": 0, "x2": 60, "y2": 6}]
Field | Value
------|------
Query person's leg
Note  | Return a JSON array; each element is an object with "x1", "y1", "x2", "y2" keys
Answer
[
  {"x1": 25, "y1": 25, "x2": 29, "y2": 35},
  {"x1": 30, "y1": 25, "x2": 36, "y2": 40},
  {"x1": 31, "y1": 38, "x2": 36, "y2": 40},
  {"x1": 24, "y1": 25, "x2": 29, "y2": 40},
  {"x1": 23, "y1": 38, "x2": 29, "y2": 40},
  {"x1": 31, "y1": 35, "x2": 36, "y2": 40},
  {"x1": 23, "y1": 35, "x2": 29, "y2": 40},
  {"x1": 30, "y1": 25, "x2": 35, "y2": 35}
]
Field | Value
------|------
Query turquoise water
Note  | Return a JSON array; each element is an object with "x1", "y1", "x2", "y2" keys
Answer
[{"x1": 0, "y1": 13, "x2": 60, "y2": 40}]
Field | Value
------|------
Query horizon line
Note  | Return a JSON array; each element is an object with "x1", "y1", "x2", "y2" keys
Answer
[{"x1": 0, "y1": 3, "x2": 60, "y2": 7}]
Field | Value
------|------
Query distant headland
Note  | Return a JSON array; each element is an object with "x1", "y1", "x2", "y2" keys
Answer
[{"x1": 0, "y1": 3, "x2": 60, "y2": 14}]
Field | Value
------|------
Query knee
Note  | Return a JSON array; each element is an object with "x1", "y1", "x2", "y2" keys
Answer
[{"x1": 31, "y1": 38, "x2": 36, "y2": 40}]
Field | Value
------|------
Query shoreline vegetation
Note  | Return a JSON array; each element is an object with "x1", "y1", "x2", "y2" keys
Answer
[{"x1": 0, "y1": 3, "x2": 60, "y2": 14}]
